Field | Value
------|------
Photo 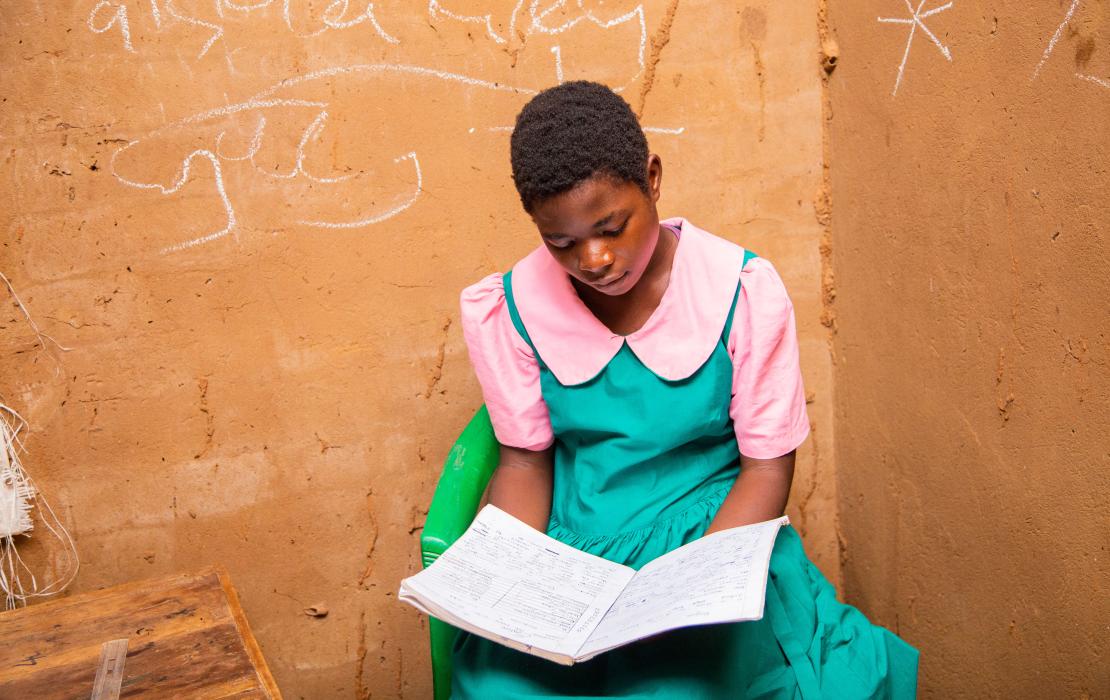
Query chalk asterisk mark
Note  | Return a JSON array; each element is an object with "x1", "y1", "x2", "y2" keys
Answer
[
  {"x1": 1030, "y1": 0, "x2": 1109, "y2": 92},
  {"x1": 1031, "y1": 0, "x2": 1080, "y2": 80},
  {"x1": 878, "y1": 0, "x2": 954, "y2": 96}
]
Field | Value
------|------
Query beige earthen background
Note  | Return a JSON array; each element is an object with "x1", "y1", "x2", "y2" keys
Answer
[
  {"x1": 826, "y1": 0, "x2": 1108, "y2": 697},
  {"x1": 1, "y1": 2, "x2": 832, "y2": 697},
  {"x1": 0, "y1": 0, "x2": 1105, "y2": 697}
]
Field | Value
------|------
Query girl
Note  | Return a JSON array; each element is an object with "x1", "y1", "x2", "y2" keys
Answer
[{"x1": 454, "y1": 81, "x2": 918, "y2": 698}]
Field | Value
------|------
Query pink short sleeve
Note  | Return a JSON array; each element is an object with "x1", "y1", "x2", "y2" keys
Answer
[
  {"x1": 727, "y1": 258, "x2": 810, "y2": 459},
  {"x1": 460, "y1": 273, "x2": 554, "y2": 451}
]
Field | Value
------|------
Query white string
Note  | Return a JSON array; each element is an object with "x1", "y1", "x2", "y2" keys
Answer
[
  {"x1": 0, "y1": 271, "x2": 72, "y2": 355},
  {"x1": 0, "y1": 270, "x2": 79, "y2": 608},
  {"x1": 0, "y1": 403, "x2": 80, "y2": 609}
]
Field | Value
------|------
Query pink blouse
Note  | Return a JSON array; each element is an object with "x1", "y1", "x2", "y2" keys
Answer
[{"x1": 459, "y1": 217, "x2": 810, "y2": 459}]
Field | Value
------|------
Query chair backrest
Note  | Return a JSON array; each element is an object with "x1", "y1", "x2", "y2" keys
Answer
[{"x1": 419, "y1": 406, "x2": 499, "y2": 700}]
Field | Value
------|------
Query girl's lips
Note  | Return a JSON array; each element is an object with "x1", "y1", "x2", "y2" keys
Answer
[{"x1": 594, "y1": 271, "x2": 627, "y2": 289}]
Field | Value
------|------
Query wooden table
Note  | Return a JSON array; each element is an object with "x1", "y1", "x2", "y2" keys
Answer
[{"x1": 0, "y1": 566, "x2": 282, "y2": 699}]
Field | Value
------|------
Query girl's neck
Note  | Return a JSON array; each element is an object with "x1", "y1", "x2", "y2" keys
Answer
[{"x1": 575, "y1": 224, "x2": 678, "y2": 337}]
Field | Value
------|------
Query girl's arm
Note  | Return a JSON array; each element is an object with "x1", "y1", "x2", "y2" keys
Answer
[
  {"x1": 485, "y1": 443, "x2": 555, "y2": 532},
  {"x1": 703, "y1": 451, "x2": 795, "y2": 535}
]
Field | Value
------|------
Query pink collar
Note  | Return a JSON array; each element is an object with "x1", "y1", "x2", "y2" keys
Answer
[{"x1": 510, "y1": 217, "x2": 745, "y2": 385}]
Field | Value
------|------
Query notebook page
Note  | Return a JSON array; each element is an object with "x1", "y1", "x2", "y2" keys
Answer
[
  {"x1": 576, "y1": 516, "x2": 787, "y2": 659},
  {"x1": 400, "y1": 505, "x2": 635, "y2": 659}
]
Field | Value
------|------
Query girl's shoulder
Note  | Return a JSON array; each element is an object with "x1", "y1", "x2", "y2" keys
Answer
[
  {"x1": 659, "y1": 217, "x2": 792, "y2": 316},
  {"x1": 459, "y1": 253, "x2": 542, "y2": 355},
  {"x1": 460, "y1": 270, "x2": 507, "y2": 311},
  {"x1": 458, "y1": 245, "x2": 547, "y2": 313},
  {"x1": 668, "y1": 217, "x2": 791, "y2": 308},
  {"x1": 459, "y1": 271, "x2": 526, "y2": 351}
]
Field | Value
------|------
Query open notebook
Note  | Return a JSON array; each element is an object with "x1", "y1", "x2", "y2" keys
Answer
[{"x1": 399, "y1": 505, "x2": 787, "y2": 665}]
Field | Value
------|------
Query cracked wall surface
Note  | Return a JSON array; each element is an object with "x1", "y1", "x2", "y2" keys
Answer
[
  {"x1": 1, "y1": 1, "x2": 831, "y2": 696},
  {"x1": 826, "y1": 0, "x2": 1108, "y2": 696}
]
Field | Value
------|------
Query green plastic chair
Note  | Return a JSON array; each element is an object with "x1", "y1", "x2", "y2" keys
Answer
[{"x1": 420, "y1": 406, "x2": 500, "y2": 700}]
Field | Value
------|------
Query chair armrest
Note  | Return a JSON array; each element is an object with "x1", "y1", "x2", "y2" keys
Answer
[{"x1": 420, "y1": 406, "x2": 499, "y2": 568}]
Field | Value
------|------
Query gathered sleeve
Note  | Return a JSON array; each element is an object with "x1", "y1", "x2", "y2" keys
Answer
[
  {"x1": 726, "y1": 257, "x2": 811, "y2": 459},
  {"x1": 460, "y1": 273, "x2": 555, "y2": 451}
]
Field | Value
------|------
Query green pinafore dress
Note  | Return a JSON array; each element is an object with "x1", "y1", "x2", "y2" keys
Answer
[{"x1": 452, "y1": 254, "x2": 919, "y2": 699}]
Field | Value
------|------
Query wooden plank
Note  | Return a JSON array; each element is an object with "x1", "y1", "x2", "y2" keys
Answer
[
  {"x1": 90, "y1": 638, "x2": 128, "y2": 700},
  {"x1": 215, "y1": 568, "x2": 282, "y2": 698},
  {"x1": 10, "y1": 622, "x2": 262, "y2": 699},
  {"x1": 1, "y1": 573, "x2": 232, "y2": 675},
  {"x1": 0, "y1": 566, "x2": 282, "y2": 699}
]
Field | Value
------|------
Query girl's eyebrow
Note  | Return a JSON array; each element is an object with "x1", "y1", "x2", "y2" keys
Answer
[
  {"x1": 593, "y1": 210, "x2": 629, "y2": 228},
  {"x1": 543, "y1": 210, "x2": 631, "y2": 238}
]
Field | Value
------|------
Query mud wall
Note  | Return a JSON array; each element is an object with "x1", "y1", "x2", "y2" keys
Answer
[
  {"x1": 1, "y1": 1, "x2": 832, "y2": 697},
  {"x1": 825, "y1": 0, "x2": 1108, "y2": 696}
]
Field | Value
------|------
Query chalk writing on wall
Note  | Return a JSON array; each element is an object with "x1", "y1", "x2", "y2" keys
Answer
[
  {"x1": 551, "y1": 45, "x2": 565, "y2": 83},
  {"x1": 1031, "y1": 0, "x2": 1109, "y2": 92},
  {"x1": 85, "y1": 1, "x2": 644, "y2": 85},
  {"x1": 87, "y1": 1, "x2": 686, "y2": 256},
  {"x1": 877, "y1": 0, "x2": 954, "y2": 97},
  {"x1": 429, "y1": 1, "x2": 648, "y2": 91},
  {"x1": 87, "y1": 0, "x2": 399, "y2": 61},
  {"x1": 109, "y1": 65, "x2": 533, "y2": 254},
  {"x1": 1031, "y1": 0, "x2": 1080, "y2": 80},
  {"x1": 87, "y1": 0, "x2": 137, "y2": 53},
  {"x1": 1076, "y1": 73, "x2": 1109, "y2": 90}
]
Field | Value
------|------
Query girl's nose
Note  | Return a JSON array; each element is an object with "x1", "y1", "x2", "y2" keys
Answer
[{"x1": 579, "y1": 240, "x2": 614, "y2": 274}]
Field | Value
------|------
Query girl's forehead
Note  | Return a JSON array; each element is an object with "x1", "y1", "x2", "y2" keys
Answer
[{"x1": 531, "y1": 177, "x2": 641, "y2": 233}]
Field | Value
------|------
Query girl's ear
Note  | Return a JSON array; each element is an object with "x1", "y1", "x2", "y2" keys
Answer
[{"x1": 647, "y1": 154, "x2": 663, "y2": 203}]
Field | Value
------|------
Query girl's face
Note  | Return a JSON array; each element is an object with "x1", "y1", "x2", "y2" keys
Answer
[{"x1": 529, "y1": 155, "x2": 663, "y2": 297}]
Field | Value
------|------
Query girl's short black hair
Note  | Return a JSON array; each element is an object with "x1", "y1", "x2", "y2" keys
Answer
[{"x1": 510, "y1": 81, "x2": 649, "y2": 213}]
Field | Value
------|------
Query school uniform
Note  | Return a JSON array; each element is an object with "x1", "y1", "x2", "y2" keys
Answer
[{"x1": 454, "y1": 218, "x2": 919, "y2": 699}]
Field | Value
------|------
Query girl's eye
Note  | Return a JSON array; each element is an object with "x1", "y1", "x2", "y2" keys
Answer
[
  {"x1": 603, "y1": 222, "x2": 628, "y2": 238},
  {"x1": 547, "y1": 237, "x2": 574, "y2": 249}
]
